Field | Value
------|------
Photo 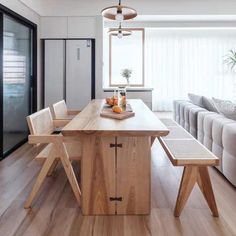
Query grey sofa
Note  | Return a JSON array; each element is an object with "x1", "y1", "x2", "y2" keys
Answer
[{"x1": 173, "y1": 100, "x2": 236, "y2": 187}]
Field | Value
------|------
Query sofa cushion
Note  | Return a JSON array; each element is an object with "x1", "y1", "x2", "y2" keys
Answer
[
  {"x1": 212, "y1": 97, "x2": 236, "y2": 121},
  {"x1": 179, "y1": 102, "x2": 192, "y2": 127},
  {"x1": 173, "y1": 100, "x2": 188, "y2": 123},
  {"x1": 188, "y1": 93, "x2": 203, "y2": 107},
  {"x1": 202, "y1": 96, "x2": 218, "y2": 112},
  {"x1": 222, "y1": 123, "x2": 236, "y2": 186},
  {"x1": 183, "y1": 104, "x2": 197, "y2": 132},
  {"x1": 189, "y1": 107, "x2": 206, "y2": 138},
  {"x1": 212, "y1": 117, "x2": 234, "y2": 172},
  {"x1": 197, "y1": 111, "x2": 215, "y2": 144},
  {"x1": 203, "y1": 113, "x2": 222, "y2": 151}
]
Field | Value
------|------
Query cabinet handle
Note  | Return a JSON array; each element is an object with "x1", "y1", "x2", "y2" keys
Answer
[
  {"x1": 110, "y1": 143, "x2": 122, "y2": 148},
  {"x1": 110, "y1": 197, "x2": 122, "y2": 202}
]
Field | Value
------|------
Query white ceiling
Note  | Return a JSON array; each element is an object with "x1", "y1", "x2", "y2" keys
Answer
[{"x1": 20, "y1": 0, "x2": 236, "y2": 17}]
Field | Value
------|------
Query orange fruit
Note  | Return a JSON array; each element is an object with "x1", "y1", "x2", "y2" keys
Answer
[
  {"x1": 106, "y1": 98, "x2": 110, "y2": 104},
  {"x1": 106, "y1": 96, "x2": 118, "y2": 106},
  {"x1": 108, "y1": 99, "x2": 114, "y2": 106},
  {"x1": 113, "y1": 98, "x2": 118, "y2": 105},
  {"x1": 112, "y1": 105, "x2": 123, "y2": 114}
]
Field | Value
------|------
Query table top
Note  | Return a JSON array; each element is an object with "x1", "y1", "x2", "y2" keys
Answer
[{"x1": 62, "y1": 99, "x2": 169, "y2": 137}]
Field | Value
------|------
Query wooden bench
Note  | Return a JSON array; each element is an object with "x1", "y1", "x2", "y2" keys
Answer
[{"x1": 158, "y1": 118, "x2": 219, "y2": 217}]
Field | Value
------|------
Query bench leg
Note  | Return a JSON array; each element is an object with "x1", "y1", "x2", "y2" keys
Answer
[
  {"x1": 174, "y1": 166, "x2": 219, "y2": 217},
  {"x1": 197, "y1": 167, "x2": 219, "y2": 217},
  {"x1": 174, "y1": 166, "x2": 198, "y2": 217}
]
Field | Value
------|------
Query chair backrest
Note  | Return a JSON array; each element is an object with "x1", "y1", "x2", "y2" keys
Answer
[
  {"x1": 52, "y1": 100, "x2": 68, "y2": 119},
  {"x1": 27, "y1": 108, "x2": 54, "y2": 135}
]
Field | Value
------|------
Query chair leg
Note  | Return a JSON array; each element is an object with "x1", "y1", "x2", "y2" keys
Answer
[
  {"x1": 24, "y1": 154, "x2": 56, "y2": 209},
  {"x1": 197, "y1": 167, "x2": 219, "y2": 217},
  {"x1": 47, "y1": 159, "x2": 59, "y2": 176},
  {"x1": 56, "y1": 142, "x2": 81, "y2": 205},
  {"x1": 151, "y1": 136, "x2": 156, "y2": 146},
  {"x1": 174, "y1": 166, "x2": 198, "y2": 217}
]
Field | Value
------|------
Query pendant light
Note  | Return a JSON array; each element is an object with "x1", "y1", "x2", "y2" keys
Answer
[
  {"x1": 101, "y1": 0, "x2": 137, "y2": 22},
  {"x1": 108, "y1": 23, "x2": 132, "y2": 39}
]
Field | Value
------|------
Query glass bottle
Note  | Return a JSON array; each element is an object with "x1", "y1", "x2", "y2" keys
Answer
[{"x1": 118, "y1": 87, "x2": 127, "y2": 111}]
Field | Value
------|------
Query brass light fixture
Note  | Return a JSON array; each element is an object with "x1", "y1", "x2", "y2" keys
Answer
[
  {"x1": 108, "y1": 23, "x2": 132, "y2": 39},
  {"x1": 101, "y1": 0, "x2": 137, "y2": 22}
]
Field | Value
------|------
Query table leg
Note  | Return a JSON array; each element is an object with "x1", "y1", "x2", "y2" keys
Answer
[
  {"x1": 81, "y1": 136, "x2": 116, "y2": 215},
  {"x1": 116, "y1": 136, "x2": 151, "y2": 215}
]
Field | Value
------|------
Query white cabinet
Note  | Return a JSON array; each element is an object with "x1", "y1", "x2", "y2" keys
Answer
[
  {"x1": 126, "y1": 91, "x2": 152, "y2": 109},
  {"x1": 67, "y1": 17, "x2": 95, "y2": 38},
  {"x1": 40, "y1": 16, "x2": 96, "y2": 39},
  {"x1": 41, "y1": 17, "x2": 67, "y2": 38}
]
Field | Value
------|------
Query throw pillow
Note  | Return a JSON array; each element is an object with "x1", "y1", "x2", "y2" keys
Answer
[
  {"x1": 188, "y1": 93, "x2": 203, "y2": 107},
  {"x1": 202, "y1": 96, "x2": 218, "y2": 112},
  {"x1": 212, "y1": 97, "x2": 236, "y2": 120}
]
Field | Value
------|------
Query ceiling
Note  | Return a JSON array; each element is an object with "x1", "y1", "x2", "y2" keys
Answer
[{"x1": 20, "y1": 0, "x2": 236, "y2": 18}]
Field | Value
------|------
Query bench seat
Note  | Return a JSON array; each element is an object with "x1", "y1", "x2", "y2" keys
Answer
[
  {"x1": 162, "y1": 126, "x2": 193, "y2": 140},
  {"x1": 159, "y1": 139, "x2": 219, "y2": 166}
]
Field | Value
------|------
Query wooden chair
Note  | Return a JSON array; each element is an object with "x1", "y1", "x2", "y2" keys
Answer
[
  {"x1": 52, "y1": 100, "x2": 80, "y2": 120},
  {"x1": 24, "y1": 108, "x2": 81, "y2": 208}
]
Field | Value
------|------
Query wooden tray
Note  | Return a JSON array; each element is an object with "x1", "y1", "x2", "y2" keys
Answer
[{"x1": 100, "y1": 104, "x2": 135, "y2": 120}]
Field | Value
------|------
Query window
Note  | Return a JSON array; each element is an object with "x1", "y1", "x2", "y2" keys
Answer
[
  {"x1": 145, "y1": 28, "x2": 236, "y2": 111},
  {"x1": 109, "y1": 28, "x2": 144, "y2": 87}
]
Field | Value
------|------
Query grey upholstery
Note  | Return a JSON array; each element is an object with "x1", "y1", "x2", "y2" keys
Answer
[
  {"x1": 189, "y1": 107, "x2": 206, "y2": 138},
  {"x1": 179, "y1": 101, "x2": 192, "y2": 128},
  {"x1": 173, "y1": 99, "x2": 236, "y2": 187},
  {"x1": 222, "y1": 123, "x2": 236, "y2": 186},
  {"x1": 197, "y1": 111, "x2": 214, "y2": 144},
  {"x1": 212, "y1": 117, "x2": 234, "y2": 171},
  {"x1": 203, "y1": 113, "x2": 223, "y2": 151},
  {"x1": 184, "y1": 104, "x2": 197, "y2": 132}
]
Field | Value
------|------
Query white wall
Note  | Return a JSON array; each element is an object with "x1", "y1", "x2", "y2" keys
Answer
[{"x1": 0, "y1": 0, "x2": 41, "y2": 109}]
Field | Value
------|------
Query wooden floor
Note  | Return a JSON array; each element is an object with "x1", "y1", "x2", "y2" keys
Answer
[{"x1": 0, "y1": 139, "x2": 236, "y2": 235}]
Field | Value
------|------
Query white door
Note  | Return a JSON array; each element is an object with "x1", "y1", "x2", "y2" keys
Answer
[
  {"x1": 66, "y1": 40, "x2": 92, "y2": 110},
  {"x1": 44, "y1": 40, "x2": 65, "y2": 107}
]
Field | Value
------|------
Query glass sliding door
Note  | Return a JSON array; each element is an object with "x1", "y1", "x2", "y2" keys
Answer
[
  {"x1": 0, "y1": 7, "x2": 37, "y2": 159},
  {"x1": 3, "y1": 15, "x2": 32, "y2": 154}
]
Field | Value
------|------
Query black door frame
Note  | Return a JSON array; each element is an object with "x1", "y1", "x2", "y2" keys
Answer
[
  {"x1": 41, "y1": 38, "x2": 95, "y2": 108},
  {"x1": 0, "y1": 4, "x2": 37, "y2": 160}
]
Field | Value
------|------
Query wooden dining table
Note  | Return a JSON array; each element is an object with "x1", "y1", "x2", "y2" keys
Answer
[{"x1": 61, "y1": 99, "x2": 169, "y2": 215}]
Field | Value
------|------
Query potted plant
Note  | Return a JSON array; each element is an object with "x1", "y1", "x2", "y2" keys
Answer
[
  {"x1": 224, "y1": 49, "x2": 236, "y2": 70},
  {"x1": 121, "y1": 68, "x2": 132, "y2": 86},
  {"x1": 224, "y1": 49, "x2": 236, "y2": 99}
]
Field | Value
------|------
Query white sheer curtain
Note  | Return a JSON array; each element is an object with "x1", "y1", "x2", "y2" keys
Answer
[{"x1": 145, "y1": 28, "x2": 236, "y2": 111}]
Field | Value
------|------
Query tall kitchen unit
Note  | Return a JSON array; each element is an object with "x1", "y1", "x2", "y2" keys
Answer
[{"x1": 43, "y1": 39, "x2": 95, "y2": 110}]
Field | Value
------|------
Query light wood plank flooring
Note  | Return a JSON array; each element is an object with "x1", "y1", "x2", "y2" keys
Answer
[{"x1": 0, "y1": 139, "x2": 236, "y2": 235}]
